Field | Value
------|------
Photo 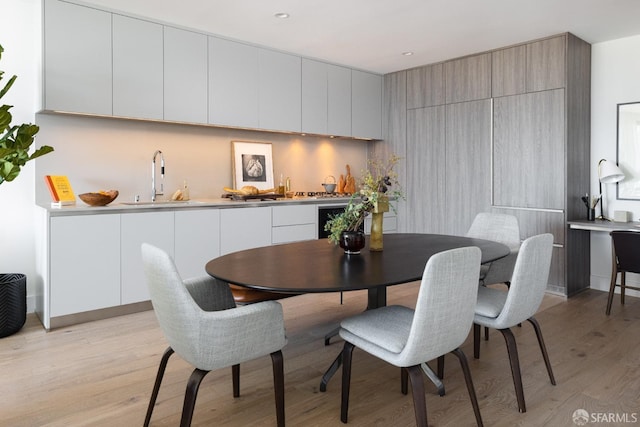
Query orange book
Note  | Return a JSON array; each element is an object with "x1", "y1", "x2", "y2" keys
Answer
[{"x1": 45, "y1": 175, "x2": 76, "y2": 205}]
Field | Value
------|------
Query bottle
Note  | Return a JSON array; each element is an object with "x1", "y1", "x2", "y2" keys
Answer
[
  {"x1": 182, "y1": 180, "x2": 190, "y2": 201},
  {"x1": 278, "y1": 174, "x2": 285, "y2": 195}
]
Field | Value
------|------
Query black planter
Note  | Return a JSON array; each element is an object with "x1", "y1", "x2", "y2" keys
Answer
[{"x1": 0, "y1": 274, "x2": 27, "y2": 338}]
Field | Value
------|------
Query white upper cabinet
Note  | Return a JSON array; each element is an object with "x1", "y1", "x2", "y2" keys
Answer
[
  {"x1": 301, "y1": 60, "x2": 352, "y2": 137},
  {"x1": 259, "y1": 49, "x2": 302, "y2": 133},
  {"x1": 44, "y1": 0, "x2": 112, "y2": 115},
  {"x1": 327, "y1": 64, "x2": 352, "y2": 137},
  {"x1": 112, "y1": 15, "x2": 163, "y2": 119},
  {"x1": 163, "y1": 27, "x2": 208, "y2": 123},
  {"x1": 208, "y1": 37, "x2": 259, "y2": 128},
  {"x1": 42, "y1": 1, "x2": 382, "y2": 139},
  {"x1": 302, "y1": 59, "x2": 328, "y2": 135},
  {"x1": 352, "y1": 70, "x2": 383, "y2": 139}
]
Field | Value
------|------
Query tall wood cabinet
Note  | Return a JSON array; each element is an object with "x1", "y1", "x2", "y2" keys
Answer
[{"x1": 380, "y1": 33, "x2": 590, "y2": 296}]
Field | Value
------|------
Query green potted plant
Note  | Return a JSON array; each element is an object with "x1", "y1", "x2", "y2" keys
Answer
[
  {"x1": 325, "y1": 155, "x2": 402, "y2": 253},
  {"x1": 0, "y1": 44, "x2": 53, "y2": 184},
  {"x1": 0, "y1": 43, "x2": 53, "y2": 337}
]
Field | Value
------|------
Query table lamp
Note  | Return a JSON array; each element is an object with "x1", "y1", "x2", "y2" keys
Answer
[{"x1": 598, "y1": 159, "x2": 625, "y2": 220}]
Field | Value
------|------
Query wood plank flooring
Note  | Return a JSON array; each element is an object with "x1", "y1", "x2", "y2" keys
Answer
[{"x1": 1, "y1": 286, "x2": 638, "y2": 426}]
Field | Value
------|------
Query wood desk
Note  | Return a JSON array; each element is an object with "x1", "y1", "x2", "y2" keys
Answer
[{"x1": 568, "y1": 219, "x2": 640, "y2": 233}]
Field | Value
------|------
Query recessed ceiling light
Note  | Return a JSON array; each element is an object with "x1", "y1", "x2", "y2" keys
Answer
[
  {"x1": 402, "y1": 51, "x2": 414, "y2": 56},
  {"x1": 274, "y1": 12, "x2": 290, "y2": 19}
]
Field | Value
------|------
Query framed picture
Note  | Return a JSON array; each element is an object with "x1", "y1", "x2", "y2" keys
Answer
[{"x1": 231, "y1": 141, "x2": 274, "y2": 190}]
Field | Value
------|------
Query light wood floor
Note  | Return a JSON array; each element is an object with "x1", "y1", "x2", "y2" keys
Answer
[{"x1": 1, "y1": 286, "x2": 639, "y2": 427}]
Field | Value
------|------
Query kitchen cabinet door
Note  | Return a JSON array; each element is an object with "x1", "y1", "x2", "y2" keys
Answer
[
  {"x1": 493, "y1": 89, "x2": 565, "y2": 210},
  {"x1": 406, "y1": 105, "x2": 446, "y2": 234},
  {"x1": 406, "y1": 63, "x2": 445, "y2": 109},
  {"x1": 208, "y1": 37, "x2": 259, "y2": 128},
  {"x1": 175, "y1": 209, "x2": 220, "y2": 279},
  {"x1": 444, "y1": 53, "x2": 491, "y2": 104},
  {"x1": 49, "y1": 215, "x2": 121, "y2": 317},
  {"x1": 220, "y1": 207, "x2": 272, "y2": 255},
  {"x1": 259, "y1": 49, "x2": 302, "y2": 133},
  {"x1": 301, "y1": 59, "x2": 328, "y2": 135},
  {"x1": 526, "y1": 35, "x2": 566, "y2": 92},
  {"x1": 121, "y1": 211, "x2": 174, "y2": 304},
  {"x1": 43, "y1": 0, "x2": 112, "y2": 115},
  {"x1": 272, "y1": 204, "x2": 317, "y2": 244},
  {"x1": 445, "y1": 99, "x2": 492, "y2": 236},
  {"x1": 164, "y1": 27, "x2": 208, "y2": 123},
  {"x1": 352, "y1": 70, "x2": 383, "y2": 139},
  {"x1": 112, "y1": 15, "x2": 163, "y2": 120},
  {"x1": 327, "y1": 64, "x2": 352, "y2": 137},
  {"x1": 492, "y1": 45, "x2": 526, "y2": 97}
]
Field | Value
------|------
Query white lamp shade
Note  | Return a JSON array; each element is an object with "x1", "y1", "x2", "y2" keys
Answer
[{"x1": 599, "y1": 159, "x2": 625, "y2": 184}]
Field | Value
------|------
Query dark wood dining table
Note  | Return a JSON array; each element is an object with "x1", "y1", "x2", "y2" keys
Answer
[{"x1": 205, "y1": 233, "x2": 510, "y2": 392}]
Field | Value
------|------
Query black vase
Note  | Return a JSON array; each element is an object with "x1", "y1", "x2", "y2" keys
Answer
[
  {"x1": 0, "y1": 274, "x2": 27, "y2": 338},
  {"x1": 339, "y1": 230, "x2": 366, "y2": 255}
]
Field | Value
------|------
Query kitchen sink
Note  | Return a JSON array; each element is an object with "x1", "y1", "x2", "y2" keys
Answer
[{"x1": 119, "y1": 200, "x2": 204, "y2": 206}]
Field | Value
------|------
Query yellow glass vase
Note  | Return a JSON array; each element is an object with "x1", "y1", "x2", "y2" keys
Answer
[{"x1": 370, "y1": 195, "x2": 389, "y2": 251}]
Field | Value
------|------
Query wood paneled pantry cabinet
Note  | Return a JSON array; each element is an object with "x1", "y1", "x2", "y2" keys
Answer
[{"x1": 377, "y1": 33, "x2": 590, "y2": 296}]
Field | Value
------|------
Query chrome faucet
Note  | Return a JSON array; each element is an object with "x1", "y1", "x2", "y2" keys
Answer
[{"x1": 151, "y1": 150, "x2": 164, "y2": 202}]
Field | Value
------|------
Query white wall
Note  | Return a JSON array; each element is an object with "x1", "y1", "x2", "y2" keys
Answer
[
  {"x1": 590, "y1": 34, "x2": 640, "y2": 296},
  {"x1": 0, "y1": 0, "x2": 41, "y2": 309}
]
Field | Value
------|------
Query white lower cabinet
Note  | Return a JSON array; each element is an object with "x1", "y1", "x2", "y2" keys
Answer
[
  {"x1": 121, "y1": 211, "x2": 175, "y2": 304},
  {"x1": 175, "y1": 209, "x2": 220, "y2": 279},
  {"x1": 220, "y1": 207, "x2": 272, "y2": 255},
  {"x1": 272, "y1": 204, "x2": 317, "y2": 243},
  {"x1": 49, "y1": 215, "x2": 121, "y2": 317}
]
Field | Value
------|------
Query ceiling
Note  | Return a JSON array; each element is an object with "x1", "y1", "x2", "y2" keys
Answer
[{"x1": 80, "y1": 0, "x2": 640, "y2": 74}]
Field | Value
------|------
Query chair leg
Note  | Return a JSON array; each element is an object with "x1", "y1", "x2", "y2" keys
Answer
[
  {"x1": 144, "y1": 347, "x2": 175, "y2": 427},
  {"x1": 606, "y1": 262, "x2": 618, "y2": 315},
  {"x1": 232, "y1": 364, "x2": 240, "y2": 398},
  {"x1": 325, "y1": 326, "x2": 340, "y2": 346},
  {"x1": 621, "y1": 271, "x2": 626, "y2": 305},
  {"x1": 498, "y1": 328, "x2": 526, "y2": 413},
  {"x1": 473, "y1": 323, "x2": 481, "y2": 359},
  {"x1": 484, "y1": 326, "x2": 489, "y2": 341},
  {"x1": 180, "y1": 368, "x2": 209, "y2": 427},
  {"x1": 341, "y1": 342, "x2": 355, "y2": 423},
  {"x1": 437, "y1": 355, "x2": 444, "y2": 379},
  {"x1": 406, "y1": 365, "x2": 428, "y2": 427},
  {"x1": 526, "y1": 317, "x2": 556, "y2": 385},
  {"x1": 401, "y1": 367, "x2": 408, "y2": 395},
  {"x1": 451, "y1": 348, "x2": 484, "y2": 427},
  {"x1": 270, "y1": 350, "x2": 285, "y2": 427}
]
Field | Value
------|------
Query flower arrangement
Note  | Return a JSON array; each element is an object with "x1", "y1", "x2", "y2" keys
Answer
[{"x1": 325, "y1": 154, "x2": 403, "y2": 245}]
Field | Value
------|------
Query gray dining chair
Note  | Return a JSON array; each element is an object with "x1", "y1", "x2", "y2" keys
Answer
[
  {"x1": 466, "y1": 212, "x2": 520, "y2": 287},
  {"x1": 466, "y1": 212, "x2": 520, "y2": 340},
  {"x1": 472, "y1": 233, "x2": 556, "y2": 413},
  {"x1": 338, "y1": 247, "x2": 483, "y2": 427},
  {"x1": 606, "y1": 231, "x2": 640, "y2": 315},
  {"x1": 141, "y1": 243, "x2": 287, "y2": 427}
]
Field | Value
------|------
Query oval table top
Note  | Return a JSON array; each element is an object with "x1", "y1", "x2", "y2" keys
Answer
[{"x1": 205, "y1": 233, "x2": 510, "y2": 294}]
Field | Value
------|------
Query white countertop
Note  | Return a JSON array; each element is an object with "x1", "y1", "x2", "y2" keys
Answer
[{"x1": 38, "y1": 196, "x2": 354, "y2": 216}]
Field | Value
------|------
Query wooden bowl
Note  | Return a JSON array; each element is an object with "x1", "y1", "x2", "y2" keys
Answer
[{"x1": 78, "y1": 190, "x2": 119, "y2": 206}]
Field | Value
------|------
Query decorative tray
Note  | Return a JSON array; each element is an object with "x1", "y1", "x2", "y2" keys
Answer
[{"x1": 222, "y1": 193, "x2": 280, "y2": 201}]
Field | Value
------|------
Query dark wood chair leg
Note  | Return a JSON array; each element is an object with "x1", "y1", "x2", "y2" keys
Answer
[
  {"x1": 451, "y1": 348, "x2": 484, "y2": 427},
  {"x1": 401, "y1": 367, "x2": 408, "y2": 395},
  {"x1": 144, "y1": 347, "x2": 175, "y2": 427},
  {"x1": 232, "y1": 364, "x2": 240, "y2": 398},
  {"x1": 180, "y1": 368, "x2": 209, "y2": 427},
  {"x1": 606, "y1": 256, "x2": 618, "y2": 315},
  {"x1": 526, "y1": 317, "x2": 556, "y2": 385},
  {"x1": 270, "y1": 350, "x2": 285, "y2": 427},
  {"x1": 498, "y1": 328, "x2": 526, "y2": 413},
  {"x1": 437, "y1": 355, "x2": 444, "y2": 379},
  {"x1": 621, "y1": 271, "x2": 626, "y2": 305},
  {"x1": 473, "y1": 323, "x2": 481, "y2": 359},
  {"x1": 341, "y1": 342, "x2": 355, "y2": 423},
  {"x1": 484, "y1": 327, "x2": 489, "y2": 340},
  {"x1": 406, "y1": 365, "x2": 428, "y2": 427}
]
